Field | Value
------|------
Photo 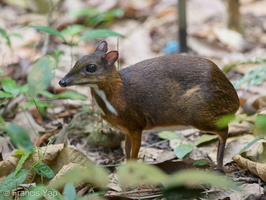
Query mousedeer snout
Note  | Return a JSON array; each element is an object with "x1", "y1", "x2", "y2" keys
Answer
[{"x1": 59, "y1": 78, "x2": 68, "y2": 87}]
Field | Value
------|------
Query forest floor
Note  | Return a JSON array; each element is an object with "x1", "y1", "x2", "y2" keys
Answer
[{"x1": 1, "y1": 0, "x2": 266, "y2": 199}]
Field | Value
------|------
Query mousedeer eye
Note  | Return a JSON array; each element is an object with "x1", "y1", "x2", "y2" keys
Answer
[{"x1": 85, "y1": 64, "x2": 97, "y2": 73}]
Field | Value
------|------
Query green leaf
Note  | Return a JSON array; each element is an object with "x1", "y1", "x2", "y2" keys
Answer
[
  {"x1": 19, "y1": 185, "x2": 46, "y2": 200},
  {"x1": 158, "y1": 131, "x2": 182, "y2": 140},
  {"x1": 27, "y1": 56, "x2": 55, "y2": 97},
  {"x1": 20, "y1": 84, "x2": 29, "y2": 93},
  {"x1": 5, "y1": 123, "x2": 34, "y2": 152},
  {"x1": 255, "y1": 114, "x2": 266, "y2": 134},
  {"x1": 60, "y1": 24, "x2": 83, "y2": 38},
  {"x1": 22, "y1": 99, "x2": 51, "y2": 116},
  {"x1": 50, "y1": 164, "x2": 109, "y2": 189},
  {"x1": 63, "y1": 183, "x2": 76, "y2": 200},
  {"x1": 22, "y1": 99, "x2": 52, "y2": 110},
  {"x1": 192, "y1": 160, "x2": 209, "y2": 166},
  {"x1": 195, "y1": 134, "x2": 219, "y2": 146},
  {"x1": 0, "y1": 90, "x2": 13, "y2": 98},
  {"x1": 52, "y1": 91, "x2": 87, "y2": 100},
  {"x1": 33, "y1": 163, "x2": 55, "y2": 178},
  {"x1": 234, "y1": 65, "x2": 266, "y2": 90},
  {"x1": 0, "y1": 28, "x2": 11, "y2": 46},
  {"x1": 117, "y1": 161, "x2": 168, "y2": 188},
  {"x1": 19, "y1": 186, "x2": 63, "y2": 200},
  {"x1": 69, "y1": 8, "x2": 99, "y2": 16},
  {"x1": 174, "y1": 144, "x2": 193, "y2": 160},
  {"x1": 111, "y1": 8, "x2": 124, "y2": 18},
  {"x1": 13, "y1": 149, "x2": 27, "y2": 156},
  {"x1": 0, "y1": 169, "x2": 28, "y2": 193},
  {"x1": 163, "y1": 169, "x2": 239, "y2": 191},
  {"x1": 238, "y1": 135, "x2": 265, "y2": 154},
  {"x1": 10, "y1": 33, "x2": 23, "y2": 38},
  {"x1": 39, "y1": 90, "x2": 55, "y2": 98},
  {"x1": 5, "y1": 123, "x2": 33, "y2": 152},
  {"x1": 24, "y1": 25, "x2": 65, "y2": 42},
  {"x1": 14, "y1": 152, "x2": 31, "y2": 174},
  {"x1": 40, "y1": 90, "x2": 87, "y2": 100},
  {"x1": 0, "y1": 116, "x2": 5, "y2": 131},
  {"x1": 79, "y1": 29, "x2": 124, "y2": 41},
  {"x1": 1, "y1": 77, "x2": 21, "y2": 96},
  {"x1": 216, "y1": 114, "x2": 236, "y2": 129},
  {"x1": 53, "y1": 49, "x2": 64, "y2": 58}
]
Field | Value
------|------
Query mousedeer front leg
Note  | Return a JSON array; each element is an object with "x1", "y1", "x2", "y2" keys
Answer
[
  {"x1": 126, "y1": 130, "x2": 142, "y2": 159},
  {"x1": 125, "y1": 134, "x2": 132, "y2": 159}
]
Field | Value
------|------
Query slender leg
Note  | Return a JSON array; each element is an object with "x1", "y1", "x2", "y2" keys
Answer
[
  {"x1": 125, "y1": 134, "x2": 131, "y2": 160},
  {"x1": 129, "y1": 130, "x2": 142, "y2": 159},
  {"x1": 216, "y1": 128, "x2": 228, "y2": 171}
]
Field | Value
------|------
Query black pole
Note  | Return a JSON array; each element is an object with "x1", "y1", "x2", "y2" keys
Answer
[{"x1": 178, "y1": 0, "x2": 188, "y2": 53}]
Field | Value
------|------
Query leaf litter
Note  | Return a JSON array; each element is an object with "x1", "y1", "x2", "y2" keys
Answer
[{"x1": 1, "y1": 0, "x2": 266, "y2": 199}]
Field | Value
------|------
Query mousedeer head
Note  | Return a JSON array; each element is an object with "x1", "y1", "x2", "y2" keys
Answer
[{"x1": 59, "y1": 41, "x2": 119, "y2": 87}]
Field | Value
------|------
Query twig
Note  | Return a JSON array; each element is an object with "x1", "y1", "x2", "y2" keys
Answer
[
  {"x1": 41, "y1": 0, "x2": 53, "y2": 55},
  {"x1": 145, "y1": 139, "x2": 168, "y2": 149},
  {"x1": 106, "y1": 188, "x2": 162, "y2": 199},
  {"x1": 233, "y1": 177, "x2": 261, "y2": 183},
  {"x1": 0, "y1": 94, "x2": 25, "y2": 116}
]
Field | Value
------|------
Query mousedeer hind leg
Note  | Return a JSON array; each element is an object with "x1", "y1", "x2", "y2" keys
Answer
[{"x1": 216, "y1": 127, "x2": 229, "y2": 171}]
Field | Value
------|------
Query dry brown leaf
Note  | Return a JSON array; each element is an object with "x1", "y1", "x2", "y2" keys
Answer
[
  {"x1": 0, "y1": 144, "x2": 65, "y2": 184},
  {"x1": 52, "y1": 145, "x2": 92, "y2": 172},
  {"x1": 229, "y1": 121, "x2": 254, "y2": 136},
  {"x1": 49, "y1": 161, "x2": 108, "y2": 191},
  {"x1": 252, "y1": 96, "x2": 266, "y2": 111},
  {"x1": 48, "y1": 162, "x2": 80, "y2": 189},
  {"x1": 224, "y1": 134, "x2": 256, "y2": 164},
  {"x1": 229, "y1": 183, "x2": 264, "y2": 200},
  {"x1": 0, "y1": 144, "x2": 93, "y2": 185},
  {"x1": 213, "y1": 28, "x2": 246, "y2": 51},
  {"x1": 232, "y1": 154, "x2": 266, "y2": 182},
  {"x1": 0, "y1": 136, "x2": 14, "y2": 160},
  {"x1": 139, "y1": 147, "x2": 176, "y2": 164},
  {"x1": 108, "y1": 173, "x2": 122, "y2": 192}
]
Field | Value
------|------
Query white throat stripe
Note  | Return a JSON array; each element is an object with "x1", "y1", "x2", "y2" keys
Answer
[{"x1": 94, "y1": 89, "x2": 118, "y2": 116}]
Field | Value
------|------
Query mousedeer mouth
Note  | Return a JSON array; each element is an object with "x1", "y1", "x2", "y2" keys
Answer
[{"x1": 59, "y1": 77, "x2": 99, "y2": 88}]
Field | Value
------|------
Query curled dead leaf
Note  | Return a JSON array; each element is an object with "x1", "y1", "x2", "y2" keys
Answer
[
  {"x1": 49, "y1": 162, "x2": 109, "y2": 191},
  {"x1": 232, "y1": 154, "x2": 266, "y2": 182},
  {"x1": 0, "y1": 144, "x2": 93, "y2": 185}
]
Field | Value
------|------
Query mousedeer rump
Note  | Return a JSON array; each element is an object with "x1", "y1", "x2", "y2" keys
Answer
[{"x1": 59, "y1": 41, "x2": 239, "y2": 170}]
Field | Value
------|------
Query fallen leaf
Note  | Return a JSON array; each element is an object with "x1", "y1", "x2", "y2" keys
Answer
[
  {"x1": 213, "y1": 28, "x2": 246, "y2": 51},
  {"x1": 232, "y1": 154, "x2": 266, "y2": 181},
  {"x1": 0, "y1": 144, "x2": 94, "y2": 185},
  {"x1": 195, "y1": 134, "x2": 218, "y2": 146},
  {"x1": 229, "y1": 183, "x2": 264, "y2": 200},
  {"x1": 49, "y1": 162, "x2": 109, "y2": 191},
  {"x1": 139, "y1": 147, "x2": 176, "y2": 164},
  {"x1": 224, "y1": 134, "x2": 256, "y2": 164},
  {"x1": 158, "y1": 131, "x2": 182, "y2": 140},
  {"x1": 174, "y1": 144, "x2": 193, "y2": 160},
  {"x1": 163, "y1": 169, "x2": 239, "y2": 191},
  {"x1": 117, "y1": 161, "x2": 168, "y2": 188}
]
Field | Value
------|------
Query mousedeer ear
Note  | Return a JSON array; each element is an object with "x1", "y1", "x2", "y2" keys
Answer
[
  {"x1": 96, "y1": 41, "x2": 108, "y2": 52},
  {"x1": 106, "y1": 51, "x2": 119, "y2": 66}
]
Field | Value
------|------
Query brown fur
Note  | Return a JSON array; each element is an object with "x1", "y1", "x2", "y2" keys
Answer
[{"x1": 59, "y1": 41, "x2": 239, "y2": 170}]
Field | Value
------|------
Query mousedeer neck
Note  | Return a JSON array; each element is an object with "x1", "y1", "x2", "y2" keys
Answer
[{"x1": 91, "y1": 70, "x2": 124, "y2": 116}]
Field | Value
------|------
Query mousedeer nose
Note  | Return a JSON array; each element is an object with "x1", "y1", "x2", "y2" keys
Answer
[{"x1": 59, "y1": 79, "x2": 67, "y2": 87}]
